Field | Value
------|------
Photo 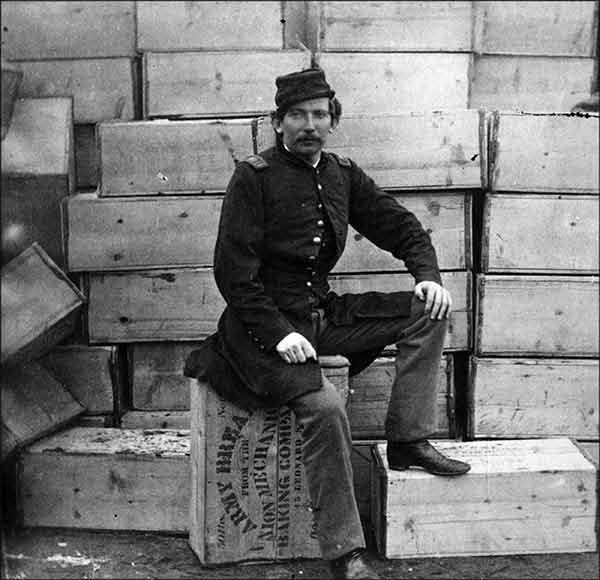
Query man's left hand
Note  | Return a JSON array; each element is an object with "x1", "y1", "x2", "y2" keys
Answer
[{"x1": 414, "y1": 281, "x2": 452, "y2": 320}]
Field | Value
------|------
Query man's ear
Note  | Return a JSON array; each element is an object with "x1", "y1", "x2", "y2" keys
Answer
[
  {"x1": 330, "y1": 117, "x2": 339, "y2": 131},
  {"x1": 271, "y1": 116, "x2": 283, "y2": 134}
]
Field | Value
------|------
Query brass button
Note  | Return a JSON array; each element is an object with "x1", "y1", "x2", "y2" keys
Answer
[
  {"x1": 317, "y1": 203, "x2": 323, "y2": 209},
  {"x1": 306, "y1": 281, "x2": 312, "y2": 287},
  {"x1": 317, "y1": 219, "x2": 324, "y2": 227},
  {"x1": 317, "y1": 184, "x2": 323, "y2": 191},
  {"x1": 313, "y1": 236, "x2": 321, "y2": 244},
  {"x1": 308, "y1": 255, "x2": 316, "y2": 262}
]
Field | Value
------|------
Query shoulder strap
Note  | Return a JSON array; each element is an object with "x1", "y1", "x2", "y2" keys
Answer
[
  {"x1": 242, "y1": 154, "x2": 269, "y2": 170},
  {"x1": 329, "y1": 152, "x2": 352, "y2": 168}
]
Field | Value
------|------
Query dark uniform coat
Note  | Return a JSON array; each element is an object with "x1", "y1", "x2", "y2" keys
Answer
[{"x1": 184, "y1": 140, "x2": 442, "y2": 410}]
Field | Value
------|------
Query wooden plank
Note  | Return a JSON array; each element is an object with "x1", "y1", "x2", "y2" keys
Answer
[
  {"x1": 98, "y1": 119, "x2": 254, "y2": 195},
  {"x1": 0, "y1": 2, "x2": 135, "y2": 59},
  {"x1": 121, "y1": 411, "x2": 191, "y2": 430},
  {"x1": 577, "y1": 441, "x2": 599, "y2": 467},
  {"x1": 490, "y1": 113, "x2": 599, "y2": 194},
  {"x1": 18, "y1": 427, "x2": 190, "y2": 531},
  {"x1": 143, "y1": 51, "x2": 311, "y2": 118},
  {"x1": 482, "y1": 194, "x2": 599, "y2": 273},
  {"x1": 86, "y1": 269, "x2": 470, "y2": 350},
  {"x1": 258, "y1": 110, "x2": 483, "y2": 189},
  {"x1": 469, "y1": 55, "x2": 596, "y2": 113},
  {"x1": 1, "y1": 244, "x2": 86, "y2": 365},
  {"x1": 1, "y1": 362, "x2": 84, "y2": 460},
  {"x1": 74, "y1": 124, "x2": 98, "y2": 189},
  {"x1": 348, "y1": 355, "x2": 454, "y2": 440},
  {"x1": 476, "y1": 275, "x2": 599, "y2": 356},
  {"x1": 473, "y1": 1, "x2": 597, "y2": 57},
  {"x1": 318, "y1": 1, "x2": 472, "y2": 52},
  {"x1": 40, "y1": 344, "x2": 122, "y2": 415},
  {"x1": 1, "y1": 60, "x2": 23, "y2": 140},
  {"x1": 15, "y1": 58, "x2": 135, "y2": 123},
  {"x1": 334, "y1": 193, "x2": 470, "y2": 272},
  {"x1": 190, "y1": 374, "x2": 333, "y2": 563},
  {"x1": 315, "y1": 53, "x2": 470, "y2": 115},
  {"x1": 470, "y1": 357, "x2": 599, "y2": 439},
  {"x1": 330, "y1": 271, "x2": 471, "y2": 351},
  {"x1": 66, "y1": 194, "x2": 221, "y2": 271},
  {"x1": 374, "y1": 438, "x2": 597, "y2": 558},
  {"x1": 136, "y1": 1, "x2": 284, "y2": 51}
]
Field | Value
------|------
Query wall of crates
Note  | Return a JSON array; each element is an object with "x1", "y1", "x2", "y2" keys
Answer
[{"x1": 2, "y1": 0, "x2": 599, "y2": 527}]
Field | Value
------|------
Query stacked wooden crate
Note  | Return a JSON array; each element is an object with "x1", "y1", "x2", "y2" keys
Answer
[
  {"x1": 470, "y1": 1, "x2": 597, "y2": 112},
  {"x1": 1, "y1": 1, "x2": 138, "y2": 190},
  {"x1": 471, "y1": 112, "x2": 599, "y2": 463}
]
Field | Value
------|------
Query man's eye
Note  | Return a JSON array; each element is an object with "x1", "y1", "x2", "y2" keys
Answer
[{"x1": 315, "y1": 111, "x2": 329, "y2": 119}]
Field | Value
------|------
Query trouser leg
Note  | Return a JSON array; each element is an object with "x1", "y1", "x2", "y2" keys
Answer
[
  {"x1": 385, "y1": 297, "x2": 448, "y2": 442},
  {"x1": 287, "y1": 377, "x2": 365, "y2": 560}
]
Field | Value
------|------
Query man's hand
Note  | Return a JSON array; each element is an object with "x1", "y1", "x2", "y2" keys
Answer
[
  {"x1": 415, "y1": 281, "x2": 452, "y2": 320},
  {"x1": 276, "y1": 332, "x2": 317, "y2": 364}
]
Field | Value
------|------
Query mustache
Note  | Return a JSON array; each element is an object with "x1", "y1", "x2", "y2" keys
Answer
[{"x1": 297, "y1": 134, "x2": 322, "y2": 142}]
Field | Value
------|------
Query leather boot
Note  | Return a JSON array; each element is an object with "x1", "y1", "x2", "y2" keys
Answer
[
  {"x1": 387, "y1": 439, "x2": 471, "y2": 476},
  {"x1": 329, "y1": 548, "x2": 380, "y2": 579}
]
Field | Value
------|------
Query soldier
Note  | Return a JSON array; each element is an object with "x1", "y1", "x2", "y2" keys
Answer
[{"x1": 185, "y1": 68, "x2": 470, "y2": 579}]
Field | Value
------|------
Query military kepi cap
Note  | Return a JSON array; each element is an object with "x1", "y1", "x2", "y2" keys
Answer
[{"x1": 275, "y1": 68, "x2": 335, "y2": 112}]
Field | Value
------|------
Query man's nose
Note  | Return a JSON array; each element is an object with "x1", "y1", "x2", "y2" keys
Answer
[{"x1": 304, "y1": 113, "x2": 316, "y2": 130}]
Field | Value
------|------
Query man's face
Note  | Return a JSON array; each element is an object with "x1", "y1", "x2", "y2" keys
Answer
[{"x1": 273, "y1": 97, "x2": 335, "y2": 162}]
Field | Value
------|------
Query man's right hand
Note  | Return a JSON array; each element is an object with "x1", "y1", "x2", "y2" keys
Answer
[{"x1": 276, "y1": 332, "x2": 317, "y2": 364}]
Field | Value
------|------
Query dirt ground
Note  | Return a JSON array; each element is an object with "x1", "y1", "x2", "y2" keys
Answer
[{"x1": 2, "y1": 526, "x2": 598, "y2": 580}]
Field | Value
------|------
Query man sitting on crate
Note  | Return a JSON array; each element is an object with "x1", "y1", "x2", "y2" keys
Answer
[{"x1": 184, "y1": 68, "x2": 470, "y2": 580}]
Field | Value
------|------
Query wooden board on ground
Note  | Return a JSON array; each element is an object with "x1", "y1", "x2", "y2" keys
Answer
[
  {"x1": 373, "y1": 438, "x2": 597, "y2": 558},
  {"x1": 469, "y1": 357, "x2": 599, "y2": 439},
  {"x1": 473, "y1": 1, "x2": 597, "y2": 57},
  {"x1": 98, "y1": 119, "x2": 254, "y2": 195},
  {"x1": 348, "y1": 355, "x2": 454, "y2": 439},
  {"x1": 482, "y1": 194, "x2": 599, "y2": 273},
  {"x1": 18, "y1": 427, "x2": 190, "y2": 531},
  {"x1": 143, "y1": 51, "x2": 310, "y2": 118},
  {"x1": 74, "y1": 124, "x2": 98, "y2": 189},
  {"x1": 1, "y1": 244, "x2": 86, "y2": 365},
  {"x1": 476, "y1": 275, "x2": 599, "y2": 357},
  {"x1": 40, "y1": 344, "x2": 123, "y2": 416},
  {"x1": 316, "y1": 1, "x2": 472, "y2": 52},
  {"x1": 1, "y1": 362, "x2": 84, "y2": 459},
  {"x1": 0, "y1": 2, "x2": 135, "y2": 59},
  {"x1": 86, "y1": 269, "x2": 470, "y2": 350},
  {"x1": 315, "y1": 53, "x2": 470, "y2": 115},
  {"x1": 469, "y1": 55, "x2": 596, "y2": 113},
  {"x1": 257, "y1": 110, "x2": 484, "y2": 190},
  {"x1": 489, "y1": 113, "x2": 599, "y2": 194},
  {"x1": 15, "y1": 58, "x2": 135, "y2": 122},
  {"x1": 330, "y1": 271, "x2": 471, "y2": 351},
  {"x1": 136, "y1": 1, "x2": 284, "y2": 51},
  {"x1": 2, "y1": 97, "x2": 74, "y2": 267}
]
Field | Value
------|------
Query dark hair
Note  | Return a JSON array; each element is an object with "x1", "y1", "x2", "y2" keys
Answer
[{"x1": 271, "y1": 97, "x2": 342, "y2": 124}]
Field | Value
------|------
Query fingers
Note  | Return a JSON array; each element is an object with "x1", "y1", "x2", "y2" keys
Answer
[
  {"x1": 276, "y1": 333, "x2": 316, "y2": 364},
  {"x1": 430, "y1": 288, "x2": 452, "y2": 320}
]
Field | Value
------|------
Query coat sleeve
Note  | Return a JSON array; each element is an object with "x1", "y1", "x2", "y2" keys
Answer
[
  {"x1": 347, "y1": 162, "x2": 442, "y2": 285},
  {"x1": 214, "y1": 162, "x2": 296, "y2": 351}
]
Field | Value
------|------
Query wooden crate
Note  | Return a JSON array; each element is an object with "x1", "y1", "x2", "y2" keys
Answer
[
  {"x1": 98, "y1": 119, "x2": 255, "y2": 195},
  {"x1": 315, "y1": 53, "x2": 470, "y2": 115},
  {"x1": 577, "y1": 441, "x2": 599, "y2": 467},
  {"x1": 330, "y1": 271, "x2": 472, "y2": 352},
  {"x1": 316, "y1": 1, "x2": 472, "y2": 52},
  {"x1": 469, "y1": 357, "x2": 599, "y2": 439},
  {"x1": 1, "y1": 362, "x2": 84, "y2": 460},
  {"x1": 469, "y1": 55, "x2": 596, "y2": 113},
  {"x1": 86, "y1": 269, "x2": 470, "y2": 350},
  {"x1": 482, "y1": 194, "x2": 599, "y2": 274},
  {"x1": 136, "y1": 1, "x2": 284, "y2": 51},
  {"x1": 15, "y1": 58, "x2": 136, "y2": 123},
  {"x1": 120, "y1": 411, "x2": 191, "y2": 430},
  {"x1": 2, "y1": 97, "x2": 74, "y2": 268},
  {"x1": 256, "y1": 110, "x2": 484, "y2": 190},
  {"x1": 128, "y1": 342, "x2": 201, "y2": 410},
  {"x1": 143, "y1": 51, "x2": 311, "y2": 118},
  {"x1": 473, "y1": 1, "x2": 597, "y2": 57},
  {"x1": 40, "y1": 344, "x2": 124, "y2": 416},
  {"x1": 66, "y1": 192, "x2": 470, "y2": 272},
  {"x1": 348, "y1": 355, "x2": 454, "y2": 440},
  {"x1": 74, "y1": 124, "x2": 98, "y2": 189},
  {"x1": 373, "y1": 438, "x2": 597, "y2": 558},
  {"x1": 1, "y1": 244, "x2": 86, "y2": 365},
  {"x1": 475, "y1": 275, "x2": 599, "y2": 357},
  {"x1": 0, "y1": 2, "x2": 135, "y2": 59},
  {"x1": 489, "y1": 112, "x2": 599, "y2": 194},
  {"x1": 18, "y1": 427, "x2": 190, "y2": 532},
  {"x1": 1, "y1": 60, "x2": 23, "y2": 139}
]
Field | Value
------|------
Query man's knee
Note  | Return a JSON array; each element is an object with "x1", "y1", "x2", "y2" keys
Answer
[{"x1": 292, "y1": 380, "x2": 347, "y2": 425}]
